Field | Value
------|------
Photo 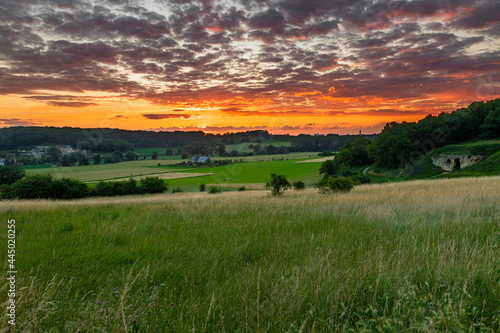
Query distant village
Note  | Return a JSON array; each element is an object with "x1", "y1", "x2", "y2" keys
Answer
[{"x1": 0, "y1": 145, "x2": 85, "y2": 166}]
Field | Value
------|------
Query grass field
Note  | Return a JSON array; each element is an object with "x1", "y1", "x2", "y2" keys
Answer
[
  {"x1": 25, "y1": 160, "x2": 186, "y2": 182},
  {"x1": 1, "y1": 177, "x2": 499, "y2": 331},
  {"x1": 25, "y1": 153, "x2": 322, "y2": 186},
  {"x1": 225, "y1": 140, "x2": 293, "y2": 153},
  {"x1": 161, "y1": 159, "x2": 324, "y2": 188}
]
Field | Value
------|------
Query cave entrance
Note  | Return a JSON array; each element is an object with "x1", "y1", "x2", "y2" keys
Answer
[{"x1": 454, "y1": 158, "x2": 461, "y2": 170}]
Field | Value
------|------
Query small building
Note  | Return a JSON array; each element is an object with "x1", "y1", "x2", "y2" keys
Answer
[
  {"x1": 30, "y1": 148, "x2": 45, "y2": 159},
  {"x1": 189, "y1": 156, "x2": 213, "y2": 165},
  {"x1": 56, "y1": 145, "x2": 76, "y2": 155}
]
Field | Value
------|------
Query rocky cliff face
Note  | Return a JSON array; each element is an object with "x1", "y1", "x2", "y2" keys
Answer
[{"x1": 431, "y1": 154, "x2": 482, "y2": 172}]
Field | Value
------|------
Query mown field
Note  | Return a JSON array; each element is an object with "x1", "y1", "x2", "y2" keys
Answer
[
  {"x1": 25, "y1": 152, "x2": 324, "y2": 189},
  {"x1": 160, "y1": 159, "x2": 325, "y2": 189},
  {"x1": 1, "y1": 177, "x2": 499, "y2": 331}
]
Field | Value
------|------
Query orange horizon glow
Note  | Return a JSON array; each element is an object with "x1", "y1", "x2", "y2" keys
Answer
[{"x1": 0, "y1": 89, "x2": 479, "y2": 135}]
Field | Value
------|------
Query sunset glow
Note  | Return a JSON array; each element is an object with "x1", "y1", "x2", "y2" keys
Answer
[{"x1": 1, "y1": 0, "x2": 499, "y2": 134}]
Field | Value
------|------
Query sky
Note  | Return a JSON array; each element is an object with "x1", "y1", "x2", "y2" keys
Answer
[{"x1": 0, "y1": 0, "x2": 499, "y2": 135}]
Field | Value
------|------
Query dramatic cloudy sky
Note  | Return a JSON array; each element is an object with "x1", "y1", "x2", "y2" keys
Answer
[{"x1": 1, "y1": 0, "x2": 499, "y2": 134}]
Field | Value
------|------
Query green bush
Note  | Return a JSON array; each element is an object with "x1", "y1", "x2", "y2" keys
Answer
[
  {"x1": 200, "y1": 184, "x2": 206, "y2": 192},
  {"x1": 292, "y1": 180, "x2": 306, "y2": 190},
  {"x1": 9, "y1": 174, "x2": 55, "y2": 199},
  {"x1": 172, "y1": 187, "x2": 182, "y2": 193},
  {"x1": 238, "y1": 186, "x2": 246, "y2": 191},
  {"x1": 51, "y1": 178, "x2": 90, "y2": 199},
  {"x1": 319, "y1": 176, "x2": 354, "y2": 193},
  {"x1": 352, "y1": 173, "x2": 371, "y2": 184},
  {"x1": 208, "y1": 186, "x2": 221, "y2": 194},
  {"x1": 0, "y1": 166, "x2": 26, "y2": 185},
  {"x1": 139, "y1": 177, "x2": 168, "y2": 194}
]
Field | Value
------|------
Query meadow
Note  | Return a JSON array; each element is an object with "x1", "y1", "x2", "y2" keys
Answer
[
  {"x1": 25, "y1": 152, "x2": 324, "y2": 189},
  {"x1": 1, "y1": 176, "x2": 499, "y2": 331}
]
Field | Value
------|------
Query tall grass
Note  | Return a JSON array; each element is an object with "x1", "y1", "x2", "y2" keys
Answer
[{"x1": 1, "y1": 177, "x2": 499, "y2": 331}]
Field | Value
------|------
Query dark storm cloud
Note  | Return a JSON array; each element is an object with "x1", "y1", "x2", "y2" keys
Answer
[
  {"x1": 0, "y1": 0, "x2": 498, "y2": 113},
  {"x1": 142, "y1": 113, "x2": 194, "y2": 119},
  {"x1": 47, "y1": 101, "x2": 98, "y2": 107}
]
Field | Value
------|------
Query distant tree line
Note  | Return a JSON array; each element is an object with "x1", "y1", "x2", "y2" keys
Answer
[
  {"x1": 0, "y1": 126, "x2": 373, "y2": 155},
  {"x1": 0, "y1": 166, "x2": 167, "y2": 200}
]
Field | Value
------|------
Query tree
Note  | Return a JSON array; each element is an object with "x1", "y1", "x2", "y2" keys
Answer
[
  {"x1": 181, "y1": 151, "x2": 189, "y2": 159},
  {"x1": 152, "y1": 151, "x2": 158, "y2": 160},
  {"x1": 47, "y1": 146, "x2": 62, "y2": 164},
  {"x1": 0, "y1": 166, "x2": 26, "y2": 185},
  {"x1": 93, "y1": 154, "x2": 101, "y2": 165},
  {"x1": 104, "y1": 156, "x2": 114, "y2": 164},
  {"x1": 319, "y1": 160, "x2": 338, "y2": 179},
  {"x1": 371, "y1": 122, "x2": 418, "y2": 168},
  {"x1": 217, "y1": 145, "x2": 226, "y2": 156},
  {"x1": 80, "y1": 157, "x2": 90, "y2": 165},
  {"x1": 61, "y1": 154, "x2": 77, "y2": 166},
  {"x1": 112, "y1": 150, "x2": 123, "y2": 163},
  {"x1": 481, "y1": 106, "x2": 500, "y2": 139},
  {"x1": 266, "y1": 173, "x2": 291, "y2": 196},
  {"x1": 125, "y1": 151, "x2": 137, "y2": 161}
]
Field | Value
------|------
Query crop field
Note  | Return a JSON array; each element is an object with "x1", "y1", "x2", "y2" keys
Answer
[
  {"x1": 25, "y1": 152, "x2": 322, "y2": 185},
  {"x1": 25, "y1": 160, "x2": 185, "y2": 182},
  {"x1": 160, "y1": 158, "x2": 325, "y2": 188},
  {"x1": 1, "y1": 176, "x2": 499, "y2": 331}
]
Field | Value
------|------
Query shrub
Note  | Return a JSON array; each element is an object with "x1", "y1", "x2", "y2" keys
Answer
[
  {"x1": 319, "y1": 176, "x2": 354, "y2": 193},
  {"x1": 139, "y1": 177, "x2": 168, "y2": 194},
  {"x1": 238, "y1": 186, "x2": 246, "y2": 191},
  {"x1": 318, "y1": 150, "x2": 334, "y2": 156},
  {"x1": 0, "y1": 166, "x2": 26, "y2": 185},
  {"x1": 292, "y1": 180, "x2": 306, "y2": 190},
  {"x1": 9, "y1": 174, "x2": 55, "y2": 199},
  {"x1": 172, "y1": 187, "x2": 182, "y2": 193},
  {"x1": 266, "y1": 173, "x2": 291, "y2": 196},
  {"x1": 199, "y1": 184, "x2": 206, "y2": 192},
  {"x1": 208, "y1": 186, "x2": 221, "y2": 194},
  {"x1": 95, "y1": 181, "x2": 112, "y2": 196},
  {"x1": 51, "y1": 178, "x2": 90, "y2": 199},
  {"x1": 353, "y1": 173, "x2": 371, "y2": 184},
  {"x1": 104, "y1": 156, "x2": 114, "y2": 164}
]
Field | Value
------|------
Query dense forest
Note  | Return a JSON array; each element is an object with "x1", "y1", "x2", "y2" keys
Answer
[{"x1": 371, "y1": 98, "x2": 500, "y2": 168}]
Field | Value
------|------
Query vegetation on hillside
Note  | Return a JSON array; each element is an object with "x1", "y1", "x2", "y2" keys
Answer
[{"x1": 371, "y1": 98, "x2": 500, "y2": 168}]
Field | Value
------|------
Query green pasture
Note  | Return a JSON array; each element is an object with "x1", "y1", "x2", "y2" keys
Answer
[
  {"x1": 225, "y1": 140, "x2": 292, "y2": 153},
  {"x1": 164, "y1": 159, "x2": 323, "y2": 186},
  {"x1": 24, "y1": 152, "x2": 320, "y2": 183}
]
